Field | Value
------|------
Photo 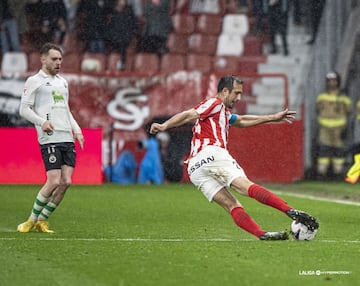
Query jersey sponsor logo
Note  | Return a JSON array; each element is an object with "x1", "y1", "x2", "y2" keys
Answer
[
  {"x1": 188, "y1": 156, "x2": 215, "y2": 175},
  {"x1": 52, "y1": 90, "x2": 65, "y2": 104}
]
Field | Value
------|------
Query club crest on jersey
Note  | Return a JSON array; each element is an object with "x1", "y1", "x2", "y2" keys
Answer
[
  {"x1": 49, "y1": 154, "x2": 57, "y2": 164},
  {"x1": 188, "y1": 156, "x2": 215, "y2": 175}
]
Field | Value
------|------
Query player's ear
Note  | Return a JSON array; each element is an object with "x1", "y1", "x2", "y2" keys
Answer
[{"x1": 222, "y1": 87, "x2": 229, "y2": 95}]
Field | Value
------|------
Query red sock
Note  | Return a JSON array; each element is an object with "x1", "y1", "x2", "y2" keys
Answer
[
  {"x1": 248, "y1": 184, "x2": 292, "y2": 213},
  {"x1": 230, "y1": 206, "x2": 266, "y2": 239}
]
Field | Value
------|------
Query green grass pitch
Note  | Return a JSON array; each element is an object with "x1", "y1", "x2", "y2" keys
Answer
[{"x1": 0, "y1": 183, "x2": 359, "y2": 286}]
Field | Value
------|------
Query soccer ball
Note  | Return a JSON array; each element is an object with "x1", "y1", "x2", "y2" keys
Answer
[{"x1": 291, "y1": 220, "x2": 318, "y2": 241}]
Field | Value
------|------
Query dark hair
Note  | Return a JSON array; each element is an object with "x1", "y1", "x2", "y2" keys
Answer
[
  {"x1": 217, "y1": 75, "x2": 243, "y2": 93},
  {"x1": 40, "y1": 43, "x2": 63, "y2": 56}
]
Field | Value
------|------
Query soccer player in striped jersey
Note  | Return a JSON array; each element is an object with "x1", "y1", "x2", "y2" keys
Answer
[
  {"x1": 17, "y1": 43, "x2": 84, "y2": 233},
  {"x1": 150, "y1": 75, "x2": 319, "y2": 240}
]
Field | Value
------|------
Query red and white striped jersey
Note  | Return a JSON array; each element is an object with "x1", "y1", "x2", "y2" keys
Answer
[{"x1": 189, "y1": 97, "x2": 233, "y2": 158}]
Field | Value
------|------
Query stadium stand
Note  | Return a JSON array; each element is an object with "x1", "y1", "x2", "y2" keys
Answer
[
  {"x1": 216, "y1": 33, "x2": 244, "y2": 56},
  {"x1": 1, "y1": 52, "x2": 28, "y2": 78},
  {"x1": 160, "y1": 53, "x2": 186, "y2": 73},
  {"x1": 221, "y1": 14, "x2": 249, "y2": 36},
  {"x1": 81, "y1": 52, "x2": 107, "y2": 72},
  {"x1": 27, "y1": 51, "x2": 41, "y2": 72},
  {"x1": 132, "y1": 53, "x2": 159, "y2": 74},
  {"x1": 186, "y1": 53, "x2": 212, "y2": 73},
  {"x1": 188, "y1": 34, "x2": 218, "y2": 55},
  {"x1": 61, "y1": 53, "x2": 81, "y2": 73},
  {"x1": 195, "y1": 14, "x2": 223, "y2": 35},
  {"x1": 212, "y1": 55, "x2": 239, "y2": 74},
  {"x1": 172, "y1": 14, "x2": 196, "y2": 35},
  {"x1": 167, "y1": 33, "x2": 188, "y2": 54}
]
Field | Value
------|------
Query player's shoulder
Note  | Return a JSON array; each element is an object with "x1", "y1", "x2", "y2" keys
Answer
[
  {"x1": 24, "y1": 71, "x2": 43, "y2": 86},
  {"x1": 56, "y1": 73, "x2": 67, "y2": 81},
  {"x1": 56, "y1": 74, "x2": 69, "y2": 85}
]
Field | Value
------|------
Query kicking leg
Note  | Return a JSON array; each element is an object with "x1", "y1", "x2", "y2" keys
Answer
[{"x1": 212, "y1": 188, "x2": 288, "y2": 240}]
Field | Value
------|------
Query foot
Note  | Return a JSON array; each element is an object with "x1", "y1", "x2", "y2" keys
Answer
[
  {"x1": 260, "y1": 231, "x2": 289, "y2": 241},
  {"x1": 286, "y1": 209, "x2": 319, "y2": 231},
  {"x1": 17, "y1": 220, "x2": 35, "y2": 232},
  {"x1": 34, "y1": 220, "x2": 55, "y2": 233}
]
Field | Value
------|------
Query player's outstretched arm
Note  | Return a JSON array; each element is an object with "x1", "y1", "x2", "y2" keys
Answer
[
  {"x1": 150, "y1": 108, "x2": 199, "y2": 134},
  {"x1": 232, "y1": 108, "x2": 296, "y2": 128}
]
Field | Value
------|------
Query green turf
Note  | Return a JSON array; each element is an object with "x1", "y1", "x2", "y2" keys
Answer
[{"x1": 0, "y1": 183, "x2": 359, "y2": 286}]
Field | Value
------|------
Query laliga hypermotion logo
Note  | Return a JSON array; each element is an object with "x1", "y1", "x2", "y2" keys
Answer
[{"x1": 107, "y1": 87, "x2": 149, "y2": 131}]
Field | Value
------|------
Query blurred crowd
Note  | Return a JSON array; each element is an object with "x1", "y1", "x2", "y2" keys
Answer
[{"x1": 0, "y1": 0, "x2": 327, "y2": 68}]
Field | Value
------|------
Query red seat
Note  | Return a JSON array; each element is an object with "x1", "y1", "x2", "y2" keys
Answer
[
  {"x1": 195, "y1": 14, "x2": 223, "y2": 35},
  {"x1": 107, "y1": 52, "x2": 122, "y2": 72},
  {"x1": 167, "y1": 33, "x2": 188, "y2": 54},
  {"x1": 188, "y1": 34, "x2": 217, "y2": 55},
  {"x1": 27, "y1": 51, "x2": 41, "y2": 72},
  {"x1": 62, "y1": 32, "x2": 85, "y2": 55},
  {"x1": 172, "y1": 14, "x2": 195, "y2": 35},
  {"x1": 243, "y1": 35, "x2": 263, "y2": 56},
  {"x1": 81, "y1": 52, "x2": 106, "y2": 72},
  {"x1": 186, "y1": 53, "x2": 212, "y2": 73},
  {"x1": 212, "y1": 56, "x2": 239, "y2": 74},
  {"x1": 160, "y1": 53, "x2": 185, "y2": 73},
  {"x1": 132, "y1": 53, "x2": 159, "y2": 74},
  {"x1": 61, "y1": 53, "x2": 81, "y2": 72},
  {"x1": 237, "y1": 56, "x2": 266, "y2": 73}
]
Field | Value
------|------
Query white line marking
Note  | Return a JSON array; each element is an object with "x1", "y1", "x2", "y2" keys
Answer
[
  {"x1": 274, "y1": 191, "x2": 360, "y2": 206},
  {"x1": 0, "y1": 237, "x2": 359, "y2": 243}
]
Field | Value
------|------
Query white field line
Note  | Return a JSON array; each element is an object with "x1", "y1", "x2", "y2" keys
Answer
[
  {"x1": 273, "y1": 191, "x2": 360, "y2": 206},
  {"x1": 0, "y1": 237, "x2": 359, "y2": 243}
]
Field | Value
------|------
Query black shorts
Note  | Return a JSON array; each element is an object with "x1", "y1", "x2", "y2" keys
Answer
[{"x1": 40, "y1": 142, "x2": 76, "y2": 171}]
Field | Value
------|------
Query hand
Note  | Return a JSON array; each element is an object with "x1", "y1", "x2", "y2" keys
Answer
[
  {"x1": 74, "y1": 133, "x2": 85, "y2": 150},
  {"x1": 273, "y1": 108, "x2": 296, "y2": 123},
  {"x1": 150, "y1": 123, "x2": 165, "y2": 134},
  {"x1": 42, "y1": 120, "x2": 54, "y2": 133}
]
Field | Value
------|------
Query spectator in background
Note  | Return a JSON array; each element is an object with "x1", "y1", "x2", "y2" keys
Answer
[
  {"x1": 128, "y1": 0, "x2": 142, "y2": 17},
  {"x1": 63, "y1": 0, "x2": 82, "y2": 32},
  {"x1": 139, "y1": 0, "x2": 173, "y2": 55},
  {"x1": 137, "y1": 136, "x2": 164, "y2": 185},
  {"x1": 76, "y1": 0, "x2": 106, "y2": 53},
  {"x1": 253, "y1": 0, "x2": 264, "y2": 34},
  {"x1": 344, "y1": 100, "x2": 360, "y2": 184},
  {"x1": 9, "y1": 1, "x2": 28, "y2": 37},
  {"x1": 24, "y1": 0, "x2": 67, "y2": 48},
  {"x1": 189, "y1": 0, "x2": 220, "y2": 14},
  {"x1": 264, "y1": 0, "x2": 289, "y2": 56},
  {"x1": 105, "y1": 0, "x2": 137, "y2": 70},
  {"x1": 316, "y1": 71, "x2": 352, "y2": 180},
  {"x1": 306, "y1": 0, "x2": 325, "y2": 45},
  {"x1": 0, "y1": 0, "x2": 21, "y2": 54}
]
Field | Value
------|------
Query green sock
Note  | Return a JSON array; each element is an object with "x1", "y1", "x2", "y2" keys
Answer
[
  {"x1": 29, "y1": 193, "x2": 50, "y2": 221},
  {"x1": 39, "y1": 202, "x2": 58, "y2": 220}
]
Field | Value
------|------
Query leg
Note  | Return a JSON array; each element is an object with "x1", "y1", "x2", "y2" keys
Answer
[
  {"x1": 17, "y1": 169, "x2": 61, "y2": 232},
  {"x1": 212, "y1": 188, "x2": 267, "y2": 239},
  {"x1": 231, "y1": 177, "x2": 319, "y2": 231},
  {"x1": 6, "y1": 19, "x2": 21, "y2": 52},
  {"x1": 35, "y1": 165, "x2": 74, "y2": 233},
  {"x1": 50, "y1": 165, "x2": 74, "y2": 205},
  {"x1": 230, "y1": 177, "x2": 292, "y2": 212}
]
